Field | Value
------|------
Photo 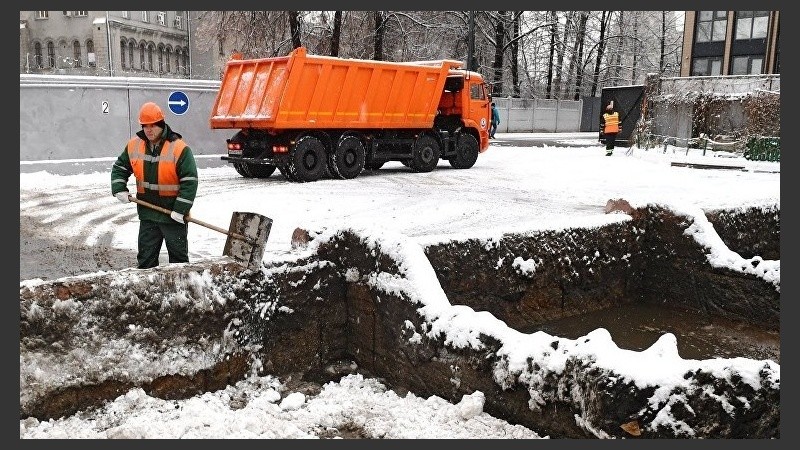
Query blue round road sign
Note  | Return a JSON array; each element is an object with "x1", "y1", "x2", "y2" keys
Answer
[{"x1": 168, "y1": 91, "x2": 189, "y2": 115}]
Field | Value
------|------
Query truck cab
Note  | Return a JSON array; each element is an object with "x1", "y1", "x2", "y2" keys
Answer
[{"x1": 437, "y1": 74, "x2": 491, "y2": 152}]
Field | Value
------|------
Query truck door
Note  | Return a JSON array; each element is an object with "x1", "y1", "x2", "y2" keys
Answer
[{"x1": 467, "y1": 81, "x2": 491, "y2": 147}]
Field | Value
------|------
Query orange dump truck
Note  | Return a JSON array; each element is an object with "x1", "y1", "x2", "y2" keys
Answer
[{"x1": 209, "y1": 47, "x2": 491, "y2": 182}]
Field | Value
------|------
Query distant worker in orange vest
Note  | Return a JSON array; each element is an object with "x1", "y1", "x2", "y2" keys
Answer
[
  {"x1": 600, "y1": 100, "x2": 621, "y2": 156},
  {"x1": 111, "y1": 102, "x2": 199, "y2": 269}
]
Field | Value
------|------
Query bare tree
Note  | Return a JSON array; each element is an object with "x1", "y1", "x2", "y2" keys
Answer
[
  {"x1": 331, "y1": 11, "x2": 342, "y2": 56},
  {"x1": 572, "y1": 11, "x2": 589, "y2": 100},
  {"x1": 373, "y1": 11, "x2": 386, "y2": 60},
  {"x1": 190, "y1": 10, "x2": 684, "y2": 99},
  {"x1": 288, "y1": 11, "x2": 303, "y2": 49},
  {"x1": 589, "y1": 11, "x2": 612, "y2": 96},
  {"x1": 490, "y1": 11, "x2": 508, "y2": 95},
  {"x1": 546, "y1": 11, "x2": 557, "y2": 98},
  {"x1": 510, "y1": 12, "x2": 521, "y2": 97}
]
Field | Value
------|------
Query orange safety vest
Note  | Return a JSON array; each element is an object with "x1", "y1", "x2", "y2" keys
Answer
[
  {"x1": 126, "y1": 137, "x2": 187, "y2": 197},
  {"x1": 603, "y1": 111, "x2": 620, "y2": 134}
]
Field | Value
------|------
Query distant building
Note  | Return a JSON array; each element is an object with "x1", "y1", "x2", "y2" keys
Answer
[
  {"x1": 680, "y1": 11, "x2": 780, "y2": 76},
  {"x1": 19, "y1": 11, "x2": 191, "y2": 78}
]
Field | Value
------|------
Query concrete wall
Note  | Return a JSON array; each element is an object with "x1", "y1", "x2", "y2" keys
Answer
[
  {"x1": 493, "y1": 97, "x2": 582, "y2": 133},
  {"x1": 20, "y1": 74, "x2": 230, "y2": 160},
  {"x1": 21, "y1": 74, "x2": 585, "y2": 161}
]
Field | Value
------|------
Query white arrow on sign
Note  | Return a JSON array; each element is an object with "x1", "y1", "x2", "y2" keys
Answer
[{"x1": 168, "y1": 99, "x2": 187, "y2": 107}]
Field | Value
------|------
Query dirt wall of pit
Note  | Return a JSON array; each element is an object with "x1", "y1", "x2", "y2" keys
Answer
[{"x1": 19, "y1": 204, "x2": 780, "y2": 438}]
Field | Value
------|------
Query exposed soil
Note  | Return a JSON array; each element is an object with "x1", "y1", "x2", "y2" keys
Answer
[{"x1": 20, "y1": 213, "x2": 779, "y2": 364}]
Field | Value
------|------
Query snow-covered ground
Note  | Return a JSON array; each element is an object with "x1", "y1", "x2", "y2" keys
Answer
[{"x1": 20, "y1": 133, "x2": 780, "y2": 438}]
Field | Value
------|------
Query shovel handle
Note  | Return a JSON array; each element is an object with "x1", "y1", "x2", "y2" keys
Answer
[{"x1": 128, "y1": 196, "x2": 252, "y2": 243}]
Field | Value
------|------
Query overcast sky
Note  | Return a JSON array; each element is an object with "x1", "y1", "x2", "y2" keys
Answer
[{"x1": 20, "y1": 134, "x2": 780, "y2": 439}]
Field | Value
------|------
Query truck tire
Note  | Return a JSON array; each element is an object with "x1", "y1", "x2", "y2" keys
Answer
[
  {"x1": 278, "y1": 165, "x2": 299, "y2": 182},
  {"x1": 244, "y1": 162, "x2": 277, "y2": 178},
  {"x1": 449, "y1": 134, "x2": 479, "y2": 169},
  {"x1": 410, "y1": 135, "x2": 441, "y2": 173},
  {"x1": 233, "y1": 162, "x2": 253, "y2": 177},
  {"x1": 331, "y1": 135, "x2": 366, "y2": 179},
  {"x1": 288, "y1": 136, "x2": 327, "y2": 182}
]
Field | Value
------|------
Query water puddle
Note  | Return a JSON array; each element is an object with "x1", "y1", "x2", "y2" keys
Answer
[{"x1": 523, "y1": 303, "x2": 779, "y2": 363}]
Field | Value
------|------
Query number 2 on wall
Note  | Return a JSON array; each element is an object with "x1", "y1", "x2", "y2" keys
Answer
[{"x1": 101, "y1": 101, "x2": 109, "y2": 114}]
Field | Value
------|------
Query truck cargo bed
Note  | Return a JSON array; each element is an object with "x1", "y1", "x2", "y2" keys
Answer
[{"x1": 210, "y1": 47, "x2": 463, "y2": 131}]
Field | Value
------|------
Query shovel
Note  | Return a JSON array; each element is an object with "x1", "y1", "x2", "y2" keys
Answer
[{"x1": 128, "y1": 195, "x2": 272, "y2": 270}]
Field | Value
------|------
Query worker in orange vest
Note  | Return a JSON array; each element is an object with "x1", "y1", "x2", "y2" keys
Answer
[
  {"x1": 111, "y1": 102, "x2": 199, "y2": 269},
  {"x1": 600, "y1": 101, "x2": 621, "y2": 156}
]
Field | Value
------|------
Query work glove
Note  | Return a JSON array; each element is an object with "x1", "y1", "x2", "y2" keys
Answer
[
  {"x1": 170, "y1": 211, "x2": 185, "y2": 224},
  {"x1": 115, "y1": 192, "x2": 130, "y2": 203}
]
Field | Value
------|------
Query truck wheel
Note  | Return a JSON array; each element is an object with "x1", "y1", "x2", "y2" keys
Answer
[
  {"x1": 331, "y1": 135, "x2": 366, "y2": 179},
  {"x1": 288, "y1": 136, "x2": 327, "y2": 182},
  {"x1": 233, "y1": 162, "x2": 253, "y2": 178},
  {"x1": 410, "y1": 135, "x2": 440, "y2": 172},
  {"x1": 278, "y1": 164, "x2": 298, "y2": 182},
  {"x1": 246, "y1": 163, "x2": 277, "y2": 178},
  {"x1": 449, "y1": 134, "x2": 479, "y2": 169}
]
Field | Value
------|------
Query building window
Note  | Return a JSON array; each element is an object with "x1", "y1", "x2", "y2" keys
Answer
[
  {"x1": 120, "y1": 40, "x2": 126, "y2": 69},
  {"x1": 73, "y1": 11, "x2": 87, "y2": 17},
  {"x1": 158, "y1": 46, "x2": 164, "y2": 73},
  {"x1": 730, "y1": 55, "x2": 764, "y2": 75},
  {"x1": 73, "y1": 40, "x2": 82, "y2": 67},
  {"x1": 35, "y1": 11, "x2": 48, "y2": 19},
  {"x1": 47, "y1": 41, "x2": 55, "y2": 68},
  {"x1": 141, "y1": 11, "x2": 149, "y2": 22},
  {"x1": 174, "y1": 12, "x2": 183, "y2": 30},
  {"x1": 691, "y1": 57, "x2": 723, "y2": 76},
  {"x1": 147, "y1": 44, "x2": 154, "y2": 71},
  {"x1": 121, "y1": 11, "x2": 129, "y2": 19},
  {"x1": 128, "y1": 42, "x2": 135, "y2": 70},
  {"x1": 735, "y1": 11, "x2": 769, "y2": 40},
  {"x1": 182, "y1": 48, "x2": 189, "y2": 75},
  {"x1": 165, "y1": 48, "x2": 172, "y2": 73},
  {"x1": 86, "y1": 40, "x2": 95, "y2": 67},
  {"x1": 34, "y1": 42, "x2": 43, "y2": 68},
  {"x1": 139, "y1": 43, "x2": 146, "y2": 70},
  {"x1": 157, "y1": 11, "x2": 166, "y2": 26},
  {"x1": 696, "y1": 11, "x2": 727, "y2": 43}
]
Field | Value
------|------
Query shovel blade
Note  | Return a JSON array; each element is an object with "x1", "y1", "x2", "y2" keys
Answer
[{"x1": 222, "y1": 212, "x2": 272, "y2": 270}]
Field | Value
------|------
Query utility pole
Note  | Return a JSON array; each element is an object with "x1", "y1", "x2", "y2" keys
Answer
[{"x1": 467, "y1": 11, "x2": 475, "y2": 71}]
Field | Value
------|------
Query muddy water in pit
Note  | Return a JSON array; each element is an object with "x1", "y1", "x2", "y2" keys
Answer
[{"x1": 522, "y1": 303, "x2": 779, "y2": 363}]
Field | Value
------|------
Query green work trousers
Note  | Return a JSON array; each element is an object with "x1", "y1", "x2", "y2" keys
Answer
[{"x1": 137, "y1": 219, "x2": 189, "y2": 269}]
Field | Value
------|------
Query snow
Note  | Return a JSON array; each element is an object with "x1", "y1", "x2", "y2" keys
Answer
[{"x1": 19, "y1": 133, "x2": 780, "y2": 438}]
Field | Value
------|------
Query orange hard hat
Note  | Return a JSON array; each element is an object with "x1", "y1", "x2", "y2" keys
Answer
[{"x1": 138, "y1": 102, "x2": 165, "y2": 125}]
